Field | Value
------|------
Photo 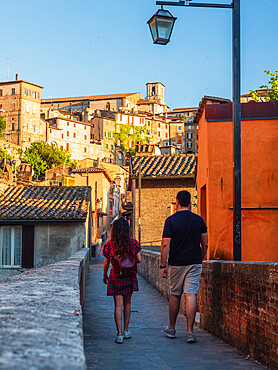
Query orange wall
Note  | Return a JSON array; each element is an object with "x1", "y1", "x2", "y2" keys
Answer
[{"x1": 197, "y1": 109, "x2": 278, "y2": 262}]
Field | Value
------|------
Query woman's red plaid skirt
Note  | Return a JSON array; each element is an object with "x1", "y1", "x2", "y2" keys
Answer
[{"x1": 107, "y1": 273, "x2": 139, "y2": 296}]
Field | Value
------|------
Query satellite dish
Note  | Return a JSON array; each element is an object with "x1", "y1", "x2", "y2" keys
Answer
[{"x1": 11, "y1": 159, "x2": 21, "y2": 167}]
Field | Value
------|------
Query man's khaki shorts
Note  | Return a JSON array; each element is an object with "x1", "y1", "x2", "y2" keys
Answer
[{"x1": 169, "y1": 264, "x2": 202, "y2": 296}]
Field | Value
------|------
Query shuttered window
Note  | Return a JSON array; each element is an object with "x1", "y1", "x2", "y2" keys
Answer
[{"x1": 0, "y1": 226, "x2": 22, "y2": 267}]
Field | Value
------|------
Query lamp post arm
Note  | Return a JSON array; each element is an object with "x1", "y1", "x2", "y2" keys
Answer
[{"x1": 156, "y1": 1, "x2": 233, "y2": 8}]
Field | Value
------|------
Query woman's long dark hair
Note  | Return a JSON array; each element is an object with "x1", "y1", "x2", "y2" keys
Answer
[{"x1": 111, "y1": 217, "x2": 131, "y2": 257}]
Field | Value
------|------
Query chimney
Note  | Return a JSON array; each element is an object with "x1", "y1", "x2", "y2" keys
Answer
[{"x1": 15, "y1": 74, "x2": 19, "y2": 81}]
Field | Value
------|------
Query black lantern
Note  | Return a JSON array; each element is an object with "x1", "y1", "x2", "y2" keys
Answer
[{"x1": 147, "y1": 8, "x2": 177, "y2": 45}]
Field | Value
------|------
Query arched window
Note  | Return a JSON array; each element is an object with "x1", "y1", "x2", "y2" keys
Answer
[
  {"x1": 106, "y1": 102, "x2": 110, "y2": 111},
  {"x1": 152, "y1": 86, "x2": 156, "y2": 96}
]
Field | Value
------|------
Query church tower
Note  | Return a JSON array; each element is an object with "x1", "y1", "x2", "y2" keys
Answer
[{"x1": 146, "y1": 82, "x2": 165, "y2": 105}]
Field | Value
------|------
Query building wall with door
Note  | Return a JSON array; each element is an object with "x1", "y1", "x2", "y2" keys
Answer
[{"x1": 196, "y1": 101, "x2": 278, "y2": 262}]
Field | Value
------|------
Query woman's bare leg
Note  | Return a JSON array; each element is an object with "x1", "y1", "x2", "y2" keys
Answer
[
  {"x1": 114, "y1": 295, "x2": 124, "y2": 334},
  {"x1": 123, "y1": 293, "x2": 133, "y2": 331}
]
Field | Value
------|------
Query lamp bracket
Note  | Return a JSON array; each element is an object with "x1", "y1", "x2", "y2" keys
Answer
[{"x1": 156, "y1": 1, "x2": 233, "y2": 8}]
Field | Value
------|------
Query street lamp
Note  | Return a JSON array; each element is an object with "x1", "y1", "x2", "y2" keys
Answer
[
  {"x1": 147, "y1": 8, "x2": 177, "y2": 45},
  {"x1": 148, "y1": 0, "x2": 242, "y2": 261}
]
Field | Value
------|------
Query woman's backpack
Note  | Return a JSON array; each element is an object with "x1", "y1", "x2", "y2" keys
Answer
[{"x1": 112, "y1": 250, "x2": 137, "y2": 277}]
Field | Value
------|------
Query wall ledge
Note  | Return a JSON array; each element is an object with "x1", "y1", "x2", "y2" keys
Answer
[{"x1": 0, "y1": 248, "x2": 89, "y2": 370}]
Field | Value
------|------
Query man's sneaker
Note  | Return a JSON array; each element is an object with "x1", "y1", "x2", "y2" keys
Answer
[
  {"x1": 186, "y1": 332, "x2": 196, "y2": 343},
  {"x1": 115, "y1": 334, "x2": 124, "y2": 344},
  {"x1": 162, "y1": 326, "x2": 176, "y2": 338},
  {"x1": 123, "y1": 330, "x2": 132, "y2": 339}
]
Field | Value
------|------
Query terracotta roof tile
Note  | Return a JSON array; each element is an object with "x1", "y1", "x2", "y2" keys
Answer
[
  {"x1": 131, "y1": 155, "x2": 196, "y2": 178},
  {"x1": 0, "y1": 186, "x2": 90, "y2": 221}
]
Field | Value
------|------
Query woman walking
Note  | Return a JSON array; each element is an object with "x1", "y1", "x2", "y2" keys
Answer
[{"x1": 103, "y1": 217, "x2": 142, "y2": 343}]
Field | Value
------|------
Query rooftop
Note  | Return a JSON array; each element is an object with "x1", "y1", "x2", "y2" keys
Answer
[
  {"x1": 41, "y1": 93, "x2": 139, "y2": 104},
  {"x1": 72, "y1": 167, "x2": 112, "y2": 182},
  {"x1": 0, "y1": 80, "x2": 44, "y2": 89},
  {"x1": 0, "y1": 186, "x2": 90, "y2": 221},
  {"x1": 130, "y1": 154, "x2": 196, "y2": 178}
]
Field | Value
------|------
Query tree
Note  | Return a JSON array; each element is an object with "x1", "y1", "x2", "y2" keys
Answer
[
  {"x1": 0, "y1": 115, "x2": 6, "y2": 137},
  {"x1": 22, "y1": 141, "x2": 77, "y2": 180},
  {"x1": 249, "y1": 69, "x2": 278, "y2": 102},
  {"x1": 115, "y1": 123, "x2": 150, "y2": 157}
]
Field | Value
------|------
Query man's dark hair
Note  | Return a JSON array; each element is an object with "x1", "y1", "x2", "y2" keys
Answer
[{"x1": 176, "y1": 190, "x2": 191, "y2": 207}]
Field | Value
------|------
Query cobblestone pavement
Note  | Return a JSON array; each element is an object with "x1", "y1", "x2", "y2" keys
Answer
[{"x1": 83, "y1": 257, "x2": 266, "y2": 370}]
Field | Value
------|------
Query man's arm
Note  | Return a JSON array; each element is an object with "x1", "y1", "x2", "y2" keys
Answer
[
  {"x1": 103, "y1": 257, "x2": 110, "y2": 284},
  {"x1": 160, "y1": 237, "x2": 171, "y2": 278},
  {"x1": 200, "y1": 232, "x2": 208, "y2": 260}
]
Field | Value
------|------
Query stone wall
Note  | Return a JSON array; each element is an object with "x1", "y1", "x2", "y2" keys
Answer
[
  {"x1": 0, "y1": 248, "x2": 89, "y2": 369},
  {"x1": 138, "y1": 250, "x2": 278, "y2": 369},
  {"x1": 34, "y1": 222, "x2": 86, "y2": 267},
  {"x1": 199, "y1": 261, "x2": 278, "y2": 369}
]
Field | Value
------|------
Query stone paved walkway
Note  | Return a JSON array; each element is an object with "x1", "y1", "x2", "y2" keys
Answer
[{"x1": 83, "y1": 257, "x2": 265, "y2": 369}]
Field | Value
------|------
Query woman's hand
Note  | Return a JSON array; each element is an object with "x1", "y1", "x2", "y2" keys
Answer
[{"x1": 103, "y1": 274, "x2": 109, "y2": 284}]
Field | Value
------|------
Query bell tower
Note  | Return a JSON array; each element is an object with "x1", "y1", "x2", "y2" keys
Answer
[{"x1": 146, "y1": 82, "x2": 165, "y2": 104}]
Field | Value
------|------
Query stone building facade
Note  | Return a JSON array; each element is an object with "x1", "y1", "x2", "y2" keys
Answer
[
  {"x1": 0, "y1": 186, "x2": 92, "y2": 270},
  {"x1": 0, "y1": 76, "x2": 46, "y2": 148},
  {"x1": 130, "y1": 155, "x2": 197, "y2": 247},
  {"x1": 47, "y1": 116, "x2": 106, "y2": 161}
]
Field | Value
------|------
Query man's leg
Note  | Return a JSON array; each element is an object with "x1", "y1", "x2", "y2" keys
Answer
[
  {"x1": 184, "y1": 293, "x2": 197, "y2": 333},
  {"x1": 169, "y1": 294, "x2": 181, "y2": 329}
]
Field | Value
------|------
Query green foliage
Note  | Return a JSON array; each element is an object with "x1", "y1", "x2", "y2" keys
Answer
[
  {"x1": 0, "y1": 148, "x2": 13, "y2": 162},
  {"x1": 250, "y1": 69, "x2": 278, "y2": 102},
  {"x1": 22, "y1": 141, "x2": 77, "y2": 179},
  {"x1": 0, "y1": 115, "x2": 6, "y2": 137},
  {"x1": 115, "y1": 123, "x2": 150, "y2": 157}
]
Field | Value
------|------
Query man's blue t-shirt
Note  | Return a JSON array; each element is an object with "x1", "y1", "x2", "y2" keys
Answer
[{"x1": 162, "y1": 210, "x2": 207, "y2": 266}]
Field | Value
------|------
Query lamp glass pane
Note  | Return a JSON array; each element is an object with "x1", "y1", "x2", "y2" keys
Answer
[
  {"x1": 156, "y1": 17, "x2": 174, "y2": 40},
  {"x1": 149, "y1": 18, "x2": 157, "y2": 41}
]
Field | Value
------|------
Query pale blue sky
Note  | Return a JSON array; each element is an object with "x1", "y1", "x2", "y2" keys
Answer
[{"x1": 1, "y1": 0, "x2": 277, "y2": 108}]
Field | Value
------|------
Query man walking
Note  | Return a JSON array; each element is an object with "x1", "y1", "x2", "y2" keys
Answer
[{"x1": 160, "y1": 190, "x2": 208, "y2": 343}]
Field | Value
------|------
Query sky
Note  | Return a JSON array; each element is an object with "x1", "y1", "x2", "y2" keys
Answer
[{"x1": 1, "y1": 0, "x2": 277, "y2": 108}]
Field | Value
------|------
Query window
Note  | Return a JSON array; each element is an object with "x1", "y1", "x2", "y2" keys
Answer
[
  {"x1": 32, "y1": 91, "x2": 39, "y2": 99},
  {"x1": 28, "y1": 137, "x2": 31, "y2": 142},
  {"x1": 166, "y1": 132, "x2": 168, "y2": 138},
  {"x1": 84, "y1": 147, "x2": 87, "y2": 153},
  {"x1": 73, "y1": 133, "x2": 76, "y2": 138},
  {"x1": 106, "y1": 102, "x2": 110, "y2": 111},
  {"x1": 61, "y1": 133, "x2": 64, "y2": 139},
  {"x1": 66, "y1": 143, "x2": 69, "y2": 151},
  {"x1": 67, "y1": 131, "x2": 69, "y2": 137},
  {"x1": 158, "y1": 123, "x2": 160, "y2": 128},
  {"x1": 50, "y1": 128, "x2": 52, "y2": 134},
  {"x1": 12, "y1": 122, "x2": 15, "y2": 131},
  {"x1": 178, "y1": 125, "x2": 181, "y2": 131},
  {"x1": 0, "y1": 90, "x2": 2, "y2": 96},
  {"x1": 158, "y1": 131, "x2": 160, "y2": 137},
  {"x1": 152, "y1": 86, "x2": 156, "y2": 95},
  {"x1": 111, "y1": 144, "x2": 113, "y2": 150},
  {"x1": 187, "y1": 142, "x2": 192, "y2": 148},
  {"x1": 187, "y1": 133, "x2": 192, "y2": 139},
  {"x1": 84, "y1": 125, "x2": 86, "y2": 130},
  {"x1": 12, "y1": 88, "x2": 16, "y2": 95},
  {"x1": 106, "y1": 144, "x2": 109, "y2": 149},
  {"x1": 188, "y1": 125, "x2": 191, "y2": 130},
  {"x1": 24, "y1": 89, "x2": 30, "y2": 97},
  {"x1": 74, "y1": 123, "x2": 76, "y2": 128},
  {"x1": 0, "y1": 226, "x2": 22, "y2": 267},
  {"x1": 33, "y1": 125, "x2": 36, "y2": 132},
  {"x1": 84, "y1": 135, "x2": 87, "y2": 140}
]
